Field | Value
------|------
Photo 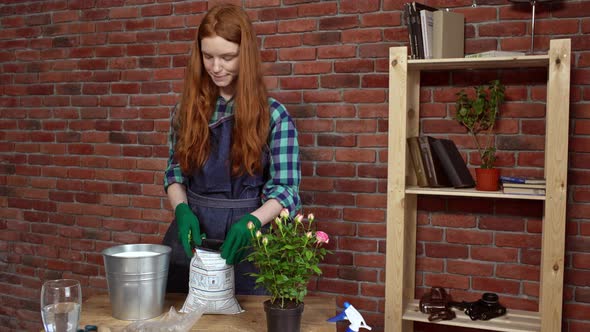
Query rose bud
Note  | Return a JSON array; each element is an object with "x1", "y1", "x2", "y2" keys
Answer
[
  {"x1": 279, "y1": 208, "x2": 290, "y2": 219},
  {"x1": 295, "y1": 214, "x2": 303, "y2": 224}
]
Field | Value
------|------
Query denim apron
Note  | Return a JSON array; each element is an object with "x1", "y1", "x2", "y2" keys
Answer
[{"x1": 163, "y1": 115, "x2": 268, "y2": 295}]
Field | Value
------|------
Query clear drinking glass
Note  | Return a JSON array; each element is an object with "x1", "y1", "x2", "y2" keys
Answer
[{"x1": 41, "y1": 279, "x2": 81, "y2": 332}]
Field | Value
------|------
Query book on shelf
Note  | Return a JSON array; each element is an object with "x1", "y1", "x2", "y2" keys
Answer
[
  {"x1": 502, "y1": 186, "x2": 546, "y2": 196},
  {"x1": 420, "y1": 9, "x2": 434, "y2": 59},
  {"x1": 407, "y1": 137, "x2": 430, "y2": 187},
  {"x1": 500, "y1": 176, "x2": 546, "y2": 185},
  {"x1": 430, "y1": 138, "x2": 475, "y2": 188},
  {"x1": 465, "y1": 50, "x2": 526, "y2": 58},
  {"x1": 411, "y1": 2, "x2": 437, "y2": 59},
  {"x1": 418, "y1": 136, "x2": 451, "y2": 187},
  {"x1": 502, "y1": 182, "x2": 546, "y2": 189},
  {"x1": 404, "y1": 2, "x2": 437, "y2": 59},
  {"x1": 432, "y1": 10, "x2": 464, "y2": 59},
  {"x1": 403, "y1": 3, "x2": 465, "y2": 60},
  {"x1": 403, "y1": 3, "x2": 417, "y2": 59}
]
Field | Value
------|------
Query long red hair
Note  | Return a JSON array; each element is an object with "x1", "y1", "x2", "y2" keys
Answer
[{"x1": 174, "y1": 4, "x2": 269, "y2": 176}]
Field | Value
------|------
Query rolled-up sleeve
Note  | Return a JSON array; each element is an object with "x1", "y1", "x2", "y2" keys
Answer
[
  {"x1": 262, "y1": 98, "x2": 301, "y2": 215},
  {"x1": 163, "y1": 106, "x2": 187, "y2": 192}
]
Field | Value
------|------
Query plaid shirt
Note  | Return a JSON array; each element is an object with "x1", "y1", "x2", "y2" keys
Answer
[{"x1": 164, "y1": 96, "x2": 301, "y2": 214}]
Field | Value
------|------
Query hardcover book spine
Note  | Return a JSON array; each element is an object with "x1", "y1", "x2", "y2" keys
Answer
[
  {"x1": 502, "y1": 187, "x2": 546, "y2": 195},
  {"x1": 420, "y1": 9, "x2": 434, "y2": 59},
  {"x1": 412, "y1": 3, "x2": 425, "y2": 59},
  {"x1": 431, "y1": 138, "x2": 475, "y2": 188},
  {"x1": 408, "y1": 3, "x2": 420, "y2": 59},
  {"x1": 407, "y1": 137, "x2": 429, "y2": 187},
  {"x1": 499, "y1": 176, "x2": 526, "y2": 184},
  {"x1": 412, "y1": 2, "x2": 438, "y2": 59},
  {"x1": 418, "y1": 136, "x2": 451, "y2": 187},
  {"x1": 404, "y1": 3, "x2": 417, "y2": 59},
  {"x1": 418, "y1": 137, "x2": 435, "y2": 185}
]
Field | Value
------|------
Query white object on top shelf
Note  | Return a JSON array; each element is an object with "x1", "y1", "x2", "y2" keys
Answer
[{"x1": 465, "y1": 50, "x2": 526, "y2": 58}]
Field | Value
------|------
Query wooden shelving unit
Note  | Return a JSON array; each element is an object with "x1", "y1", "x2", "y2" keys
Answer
[{"x1": 384, "y1": 39, "x2": 571, "y2": 332}]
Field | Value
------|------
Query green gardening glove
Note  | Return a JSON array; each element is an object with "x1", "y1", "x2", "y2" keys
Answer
[
  {"x1": 175, "y1": 203, "x2": 202, "y2": 257},
  {"x1": 221, "y1": 214, "x2": 261, "y2": 265}
]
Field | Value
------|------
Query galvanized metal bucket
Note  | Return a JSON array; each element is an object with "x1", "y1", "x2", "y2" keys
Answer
[{"x1": 102, "y1": 243, "x2": 171, "y2": 320}]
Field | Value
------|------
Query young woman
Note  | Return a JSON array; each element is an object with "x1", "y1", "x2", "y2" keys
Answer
[{"x1": 162, "y1": 4, "x2": 301, "y2": 294}]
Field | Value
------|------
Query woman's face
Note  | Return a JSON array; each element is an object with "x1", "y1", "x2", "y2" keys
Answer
[{"x1": 201, "y1": 35, "x2": 240, "y2": 95}]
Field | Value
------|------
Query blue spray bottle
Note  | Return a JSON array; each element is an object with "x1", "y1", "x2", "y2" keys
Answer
[{"x1": 327, "y1": 302, "x2": 372, "y2": 332}]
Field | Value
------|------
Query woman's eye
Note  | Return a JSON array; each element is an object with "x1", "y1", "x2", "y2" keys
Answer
[{"x1": 223, "y1": 56, "x2": 235, "y2": 61}]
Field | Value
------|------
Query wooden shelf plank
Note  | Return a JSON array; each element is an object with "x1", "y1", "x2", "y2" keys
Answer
[
  {"x1": 408, "y1": 55, "x2": 549, "y2": 71},
  {"x1": 405, "y1": 186, "x2": 546, "y2": 200},
  {"x1": 403, "y1": 300, "x2": 540, "y2": 332}
]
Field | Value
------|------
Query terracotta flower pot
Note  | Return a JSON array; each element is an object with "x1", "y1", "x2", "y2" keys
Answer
[
  {"x1": 475, "y1": 168, "x2": 500, "y2": 191},
  {"x1": 264, "y1": 300, "x2": 304, "y2": 332}
]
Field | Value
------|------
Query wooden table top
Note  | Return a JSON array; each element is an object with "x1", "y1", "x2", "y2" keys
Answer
[{"x1": 80, "y1": 293, "x2": 337, "y2": 332}]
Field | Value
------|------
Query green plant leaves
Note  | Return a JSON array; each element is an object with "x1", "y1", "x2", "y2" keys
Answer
[{"x1": 455, "y1": 80, "x2": 505, "y2": 169}]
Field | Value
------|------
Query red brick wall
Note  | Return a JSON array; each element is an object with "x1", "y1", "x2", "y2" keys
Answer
[{"x1": 1, "y1": 1, "x2": 589, "y2": 331}]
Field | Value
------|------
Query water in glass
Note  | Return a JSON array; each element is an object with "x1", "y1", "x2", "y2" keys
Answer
[{"x1": 41, "y1": 279, "x2": 81, "y2": 332}]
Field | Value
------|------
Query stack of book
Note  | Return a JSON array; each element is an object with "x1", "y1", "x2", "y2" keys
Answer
[
  {"x1": 500, "y1": 176, "x2": 546, "y2": 196},
  {"x1": 403, "y1": 2, "x2": 464, "y2": 59},
  {"x1": 407, "y1": 136, "x2": 475, "y2": 188}
]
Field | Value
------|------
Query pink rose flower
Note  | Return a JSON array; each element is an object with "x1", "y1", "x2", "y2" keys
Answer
[{"x1": 315, "y1": 231, "x2": 329, "y2": 244}]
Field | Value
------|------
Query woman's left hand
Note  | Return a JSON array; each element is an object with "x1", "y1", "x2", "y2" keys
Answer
[{"x1": 221, "y1": 214, "x2": 261, "y2": 264}]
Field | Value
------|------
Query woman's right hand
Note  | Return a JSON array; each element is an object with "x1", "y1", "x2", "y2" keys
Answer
[{"x1": 175, "y1": 203, "x2": 202, "y2": 257}]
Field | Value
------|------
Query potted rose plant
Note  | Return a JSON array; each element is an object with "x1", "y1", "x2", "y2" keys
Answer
[
  {"x1": 246, "y1": 208, "x2": 330, "y2": 332},
  {"x1": 455, "y1": 79, "x2": 506, "y2": 191}
]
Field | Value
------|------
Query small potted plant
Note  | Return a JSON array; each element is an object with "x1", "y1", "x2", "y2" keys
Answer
[
  {"x1": 246, "y1": 209, "x2": 330, "y2": 332},
  {"x1": 455, "y1": 80, "x2": 506, "y2": 191}
]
